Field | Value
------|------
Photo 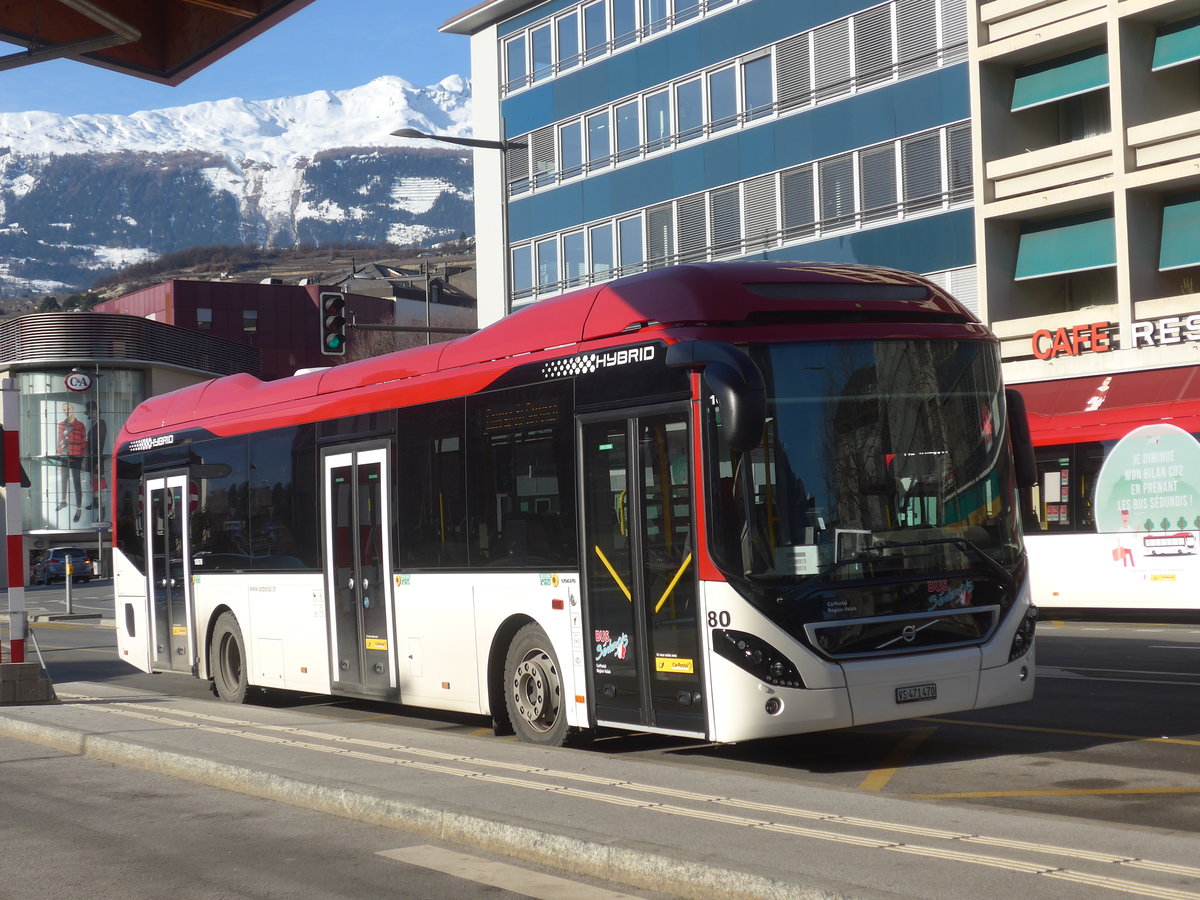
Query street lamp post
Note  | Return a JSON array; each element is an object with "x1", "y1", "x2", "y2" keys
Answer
[{"x1": 391, "y1": 127, "x2": 526, "y2": 316}]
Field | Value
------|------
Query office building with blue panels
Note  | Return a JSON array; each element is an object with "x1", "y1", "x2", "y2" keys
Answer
[{"x1": 445, "y1": 0, "x2": 979, "y2": 326}]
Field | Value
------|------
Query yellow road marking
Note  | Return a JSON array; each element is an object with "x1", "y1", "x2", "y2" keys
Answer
[
  {"x1": 857, "y1": 726, "x2": 937, "y2": 791},
  {"x1": 916, "y1": 716, "x2": 1200, "y2": 747}
]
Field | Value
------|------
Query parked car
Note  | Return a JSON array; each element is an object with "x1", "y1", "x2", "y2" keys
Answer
[{"x1": 31, "y1": 547, "x2": 94, "y2": 584}]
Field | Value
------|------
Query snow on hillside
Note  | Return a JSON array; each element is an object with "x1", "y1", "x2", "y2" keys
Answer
[
  {"x1": 0, "y1": 76, "x2": 475, "y2": 295},
  {"x1": 0, "y1": 75, "x2": 473, "y2": 159}
]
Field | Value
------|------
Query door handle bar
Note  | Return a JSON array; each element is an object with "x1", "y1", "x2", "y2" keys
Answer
[
  {"x1": 592, "y1": 545, "x2": 631, "y2": 601},
  {"x1": 655, "y1": 553, "x2": 693, "y2": 614}
]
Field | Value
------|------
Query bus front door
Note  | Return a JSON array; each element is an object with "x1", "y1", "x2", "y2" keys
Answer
[
  {"x1": 145, "y1": 474, "x2": 195, "y2": 674},
  {"x1": 322, "y1": 447, "x2": 397, "y2": 699},
  {"x1": 580, "y1": 409, "x2": 705, "y2": 736}
]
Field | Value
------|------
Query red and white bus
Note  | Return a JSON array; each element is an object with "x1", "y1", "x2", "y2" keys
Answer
[
  {"x1": 113, "y1": 262, "x2": 1038, "y2": 745},
  {"x1": 1015, "y1": 368, "x2": 1200, "y2": 612}
]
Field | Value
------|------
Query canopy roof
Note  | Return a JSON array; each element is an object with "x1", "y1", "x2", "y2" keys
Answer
[{"x1": 0, "y1": 0, "x2": 313, "y2": 85}]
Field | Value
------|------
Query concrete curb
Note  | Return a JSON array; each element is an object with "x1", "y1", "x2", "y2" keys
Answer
[{"x1": 0, "y1": 713, "x2": 847, "y2": 900}]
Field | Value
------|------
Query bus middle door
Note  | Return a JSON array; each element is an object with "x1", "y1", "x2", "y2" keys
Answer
[
  {"x1": 323, "y1": 446, "x2": 397, "y2": 699},
  {"x1": 145, "y1": 474, "x2": 195, "y2": 674},
  {"x1": 580, "y1": 408, "x2": 705, "y2": 737}
]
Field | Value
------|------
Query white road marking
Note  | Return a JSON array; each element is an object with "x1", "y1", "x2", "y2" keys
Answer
[
  {"x1": 55, "y1": 695, "x2": 1200, "y2": 899},
  {"x1": 378, "y1": 845, "x2": 650, "y2": 899}
]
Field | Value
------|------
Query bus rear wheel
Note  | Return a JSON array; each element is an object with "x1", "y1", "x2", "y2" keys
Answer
[
  {"x1": 504, "y1": 623, "x2": 567, "y2": 746},
  {"x1": 210, "y1": 611, "x2": 249, "y2": 704}
]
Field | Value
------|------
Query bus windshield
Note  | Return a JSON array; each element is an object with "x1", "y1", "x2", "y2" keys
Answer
[{"x1": 708, "y1": 339, "x2": 1023, "y2": 586}]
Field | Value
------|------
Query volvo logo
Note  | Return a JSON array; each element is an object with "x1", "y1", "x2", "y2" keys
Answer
[{"x1": 877, "y1": 618, "x2": 942, "y2": 650}]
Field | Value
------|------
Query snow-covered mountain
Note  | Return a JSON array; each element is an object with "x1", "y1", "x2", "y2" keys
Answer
[{"x1": 0, "y1": 75, "x2": 475, "y2": 296}]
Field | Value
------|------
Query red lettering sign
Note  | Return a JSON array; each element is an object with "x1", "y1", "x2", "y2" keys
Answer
[{"x1": 1031, "y1": 321, "x2": 1112, "y2": 360}]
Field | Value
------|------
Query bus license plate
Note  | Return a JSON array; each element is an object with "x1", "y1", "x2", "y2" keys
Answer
[{"x1": 895, "y1": 683, "x2": 937, "y2": 704}]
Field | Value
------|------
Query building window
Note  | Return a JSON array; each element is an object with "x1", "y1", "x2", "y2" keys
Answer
[
  {"x1": 708, "y1": 66, "x2": 737, "y2": 132},
  {"x1": 860, "y1": 145, "x2": 898, "y2": 222},
  {"x1": 781, "y1": 165, "x2": 816, "y2": 239},
  {"x1": 742, "y1": 54, "x2": 773, "y2": 121},
  {"x1": 587, "y1": 112, "x2": 611, "y2": 171},
  {"x1": 197, "y1": 308, "x2": 212, "y2": 330},
  {"x1": 612, "y1": 0, "x2": 637, "y2": 49},
  {"x1": 536, "y1": 237, "x2": 559, "y2": 288},
  {"x1": 505, "y1": 35, "x2": 527, "y2": 91},
  {"x1": 618, "y1": 215, "x2": 644, "y2": 274},
  {"x1": 643, "y1": 0, "x2": 669, "y2": 35},
  {"x1": 902, "y1": 131, "x2": 943, "y2": 212},
  {"x1": 677, "y1": 193, "x2": 708, "y2": 260},
  {"x1": 563, "y1": 231, "x2": 587, "y2": 287},
  {"x1": 531, "y1": 24, "x2": 553, "y2": 81},
  {"x1": 590, "y1": 223, "x2": 614, "y2": 277},
  {"x1": 646, "y1": 203, "x2": 674, "y2": 265},
  {"x1": 583, "y1": 1, "x2": 608, "y2": 61},
  {"x1": 819, "y1": 154, "x2": 856, "y2": 228},
  {"x1": 711, "y1": 186, "x2": 741, "y2": 253},
  {"x1": 615, "y1": 100, "x2": 641, "y2": 162},
  {"x1": 645, "y1": 89, "x2": 671, "y2": 152},
  {"x1": 556, "y1": 13, "x2": 580, "y2": 72},
  {"x1": 242, "y1": 309, "x2": 258, "y2": 333},
  {"x1": 513, "y1": 245, "x2": 534, "y2": 298},
  {"x1": 560, "y1": 121, "x2": 584, "y2": 179},
  {"x1": 813, "y1": 18, "x2": 851, "y2": 101},
  {"x1": 676, "y1": 79, "x2": 703, "y2": 143}
]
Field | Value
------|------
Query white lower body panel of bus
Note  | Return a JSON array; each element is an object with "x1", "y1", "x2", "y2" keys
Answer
[{"x1": 700, "y1": 581, "x2": 1036, "y2": 744}]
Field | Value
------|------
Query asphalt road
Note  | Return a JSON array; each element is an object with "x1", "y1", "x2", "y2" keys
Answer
[
  {"x1": 12, "y1": 580, "x2": 1200, "y2": 835},
  {"x1": 0, "y1": 732, "x2": 670, "y2": 900}
]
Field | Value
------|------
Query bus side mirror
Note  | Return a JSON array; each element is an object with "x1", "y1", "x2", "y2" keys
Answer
[
  {"x1": 1005, "y1": 388, "x2": 1038, "y2": 489},
  {"x1": 666, "y1": 341, "x2": 766, "y2": 452}
]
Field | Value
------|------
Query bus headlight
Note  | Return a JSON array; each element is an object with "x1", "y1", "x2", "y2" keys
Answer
[
  {"x1": 712, "y1": 629, "x2": 805, "y2": 689},
  {"x1": 1009, "y1": 605, "x2": 1037, "y2": 661}
]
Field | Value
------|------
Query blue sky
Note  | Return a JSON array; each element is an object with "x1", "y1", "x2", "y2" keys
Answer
[{"x1": 0, "y1": 0, "x2": 471, "y2": 116}]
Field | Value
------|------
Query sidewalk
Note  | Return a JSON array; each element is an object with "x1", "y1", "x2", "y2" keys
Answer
[{"x1": 1, "y1": 681, "x2": 1198, "y2": 900}]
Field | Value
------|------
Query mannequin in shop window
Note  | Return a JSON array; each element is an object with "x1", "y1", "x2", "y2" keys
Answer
[
  {"x1": 84, "y1": 400, "x2": 107, "y2": 515},
  {"x1": 56, "y1": 401, "x2": 86, "y2": 521}
]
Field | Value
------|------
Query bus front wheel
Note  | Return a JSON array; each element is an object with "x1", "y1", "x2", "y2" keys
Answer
[
  {"x1": 504, "y1": 623, "x2": 567, "y2": 746},
  {"x1": 210, "y1": 611, "x2": 249, "y2": 704}
]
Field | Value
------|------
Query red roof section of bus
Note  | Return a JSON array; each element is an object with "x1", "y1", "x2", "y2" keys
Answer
[
  {"x1": 121, "y1": 262, "x2": 972, "y2": 440},
  {"x1": 1013, "y1": 366, "x2": 1200, "y2": 445}
]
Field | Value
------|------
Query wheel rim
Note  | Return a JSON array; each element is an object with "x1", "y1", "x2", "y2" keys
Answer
[
  {"x1": 511, "y1": 648, "x2": 560, "y2": 734},
  {"x1": 220, "y1": 631, "x2": 242, "y2": 689}
]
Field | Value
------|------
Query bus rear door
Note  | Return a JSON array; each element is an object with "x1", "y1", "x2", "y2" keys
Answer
[
  {"x1": 322, "y1": 446, "x2": 397, "y2": 699},
  {"x1": 580, "y1": 407, "x2": 705, "y2": 737},
  {"x1": 145, "y1": 473, "x2": 196, "y2": 674}
]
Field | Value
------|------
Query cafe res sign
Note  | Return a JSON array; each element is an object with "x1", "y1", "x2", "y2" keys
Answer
[{"x1": 1032, "y1": 315, "x2": 1200, "y2": 359}]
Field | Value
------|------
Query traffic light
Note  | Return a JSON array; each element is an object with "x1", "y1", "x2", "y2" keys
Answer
[{"x1": 319, "y1": 291, "x2": 347, "y2": 356}]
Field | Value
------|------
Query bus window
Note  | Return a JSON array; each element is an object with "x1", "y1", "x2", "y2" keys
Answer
[{"x1": 1033, "y1": 443, "x2": 1104, "y2": 532}]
